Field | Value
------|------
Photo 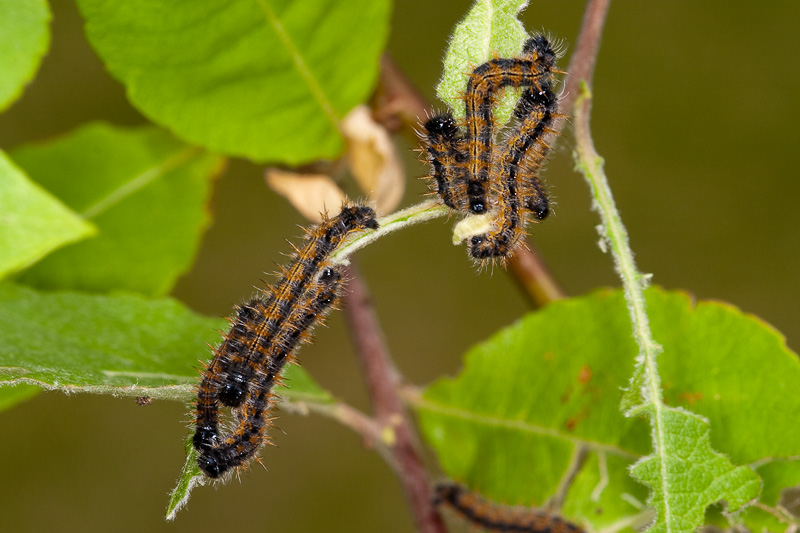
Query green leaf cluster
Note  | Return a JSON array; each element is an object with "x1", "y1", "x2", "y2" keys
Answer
[
  {"x1": 0, "y1": 0, "x2": 390, "y2": 518},
  {"x1": 417, "y1": 288, "x2": 800, "y2": 532},
  {"x1": 11, "y1": 123, "x2": 222, "y2": 296},
  {"x1": 0, "y1": 0, "x2": 392, "y2": 408}
]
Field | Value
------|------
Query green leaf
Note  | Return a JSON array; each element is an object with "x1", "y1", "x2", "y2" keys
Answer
[
  {"x1": 11, "y1": 122, "x2": 224, "y2": 296},
  {"x1": 416, "y1": 288, "x2": 800, "y2": 532},
  {"x1": 436, "y1": 0, "x2": 531, "y2": 125},
  {"x1": 0, "y1": 0, "x2": 50, "y2": 111},
  {"x1": 76, "y1": 0, "x2": 392, "y2": 163},
  {"x1": 629, "y1": 407, "x2": 759, "y2": 533},
  {"x1": 0, "y1": 150, "x2": 95, "y2": 278},
  {"x1": 0, "y1": 281, "x2": 336, "y2": 517},
  {"x1": 0, "y1": 281, "x2": 225, "y2": 399},
  {"x1": 0, "y1": 282, "x2": 333, "y2": 405}
]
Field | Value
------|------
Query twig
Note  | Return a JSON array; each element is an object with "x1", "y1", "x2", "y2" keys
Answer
[
  {"x1": 546, "y1": 444, "x2": 589, "y2": 512},
  {"x1": 303, "y1": 401, "x2": 399, "y2": 471},
  {"x1": 342, "y1": 263, "x2": 447, "y2": 533},
  {"x1": 560, "y1": 0, "x2": 612, "y2": 118},
  {"x1": 373, "y1": 54, "x2": 430, "y2": 135},
  {"x1": 509, "y1": 244, "x2": 566, "y2": 305}
]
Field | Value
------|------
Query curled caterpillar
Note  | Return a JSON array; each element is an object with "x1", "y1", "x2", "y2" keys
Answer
[
  {"x1": 423, "y1": 33, "x2": 563, "y2": 261},
  {"x1": 193, "y1": 205, "x2": 379, "y2": 478},
  {"x1": 433, "y1": 482, "x2": 584, "y2": 533},
  {"x1": 469, "y1": 65, "x2": 559, "y2": 259},
  {"x1": 462, "y1": 34, "x2": 558, "y2": 217}
]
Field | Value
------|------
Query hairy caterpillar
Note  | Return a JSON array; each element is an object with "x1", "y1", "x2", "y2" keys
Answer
[
  {"x1": 423, "y1": 34, "x2": 563, "y2": 261},
  {"x1": 434, "y1": 482, "x2": 584, "y2": 533},
  {"x1": 423, "y1": 112, "x2": 469, "y2": 212},
  {"x1": 469, "y1": 63, "x2": 559, "y2": 259},
  {"x1": 193, "y1": 205, "x2": 379, "y2": 478}
]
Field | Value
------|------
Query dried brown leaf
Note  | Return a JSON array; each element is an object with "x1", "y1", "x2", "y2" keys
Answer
[
  {"x1": 341, "y1": 105, "x2": 405, "y2": 214},
  {"x1": 265, "y1": 169, "x2": 348, "y2": 223}
]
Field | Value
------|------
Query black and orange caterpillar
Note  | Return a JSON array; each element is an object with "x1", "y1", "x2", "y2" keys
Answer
[
  {"x1": 193, "y1": 205, "x2": 378, "y2": 478},
  {"x1": 423, "y1": 34, "x2": 563, "y2": 261},
  {"x1": 434, "y1": 482, "x2": 584, "y2": 533}
]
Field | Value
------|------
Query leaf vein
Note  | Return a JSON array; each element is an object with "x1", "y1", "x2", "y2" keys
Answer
[{"x1": 254, "y1": 0, "x2": 339, "y2": 130}]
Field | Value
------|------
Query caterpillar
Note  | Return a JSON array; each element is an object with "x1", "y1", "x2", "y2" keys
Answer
[
  {"x1": 468, "y1": 72, "x2": 559, "y2": 259},
  {"x1": 433, "y1": 482, "x2": 584, "y2": 533},
  {"x1": 462, "y1": 34, "x2": 558, "y2": 217},
  {"x1": 423, "y1": 112, "x2": 469, "y2": 212},
  {"x1": 423, "y1": 33, "x2": 563, "y2": 261},
  {"x1": 193, "y1": 205, "x2": 379, "y2": 478}
]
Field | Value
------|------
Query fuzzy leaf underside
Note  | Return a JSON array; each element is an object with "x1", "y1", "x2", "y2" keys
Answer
[{"x1": 436, "y1": 0, "x2": 532, "y2": 126}]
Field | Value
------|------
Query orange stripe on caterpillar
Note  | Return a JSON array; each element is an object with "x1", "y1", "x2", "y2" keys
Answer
[
  {"x1": 433, "y1": 482, "x2": 584, "y2": 533},
  {"x1": 462, "y1": 34, "x2": 560, "y2": 216},
  {"x1": 422, "y1": 34, "x2": 562, "y2": 262},
  {"x1": 468, "y1": 75, "x2": 560, "y2": 260},
  {"x1": 193, "y1": 205, "x2": 378, "y2": 478},
  {"x1": 467, "y1": 34, "x2": 562, "y2": 261},
  {"x1": 422, "y1": 113, "x2": 469, "y2": 211},
  {"x1": 509, "y1": 36, "x2": 562, "y2": 220}
]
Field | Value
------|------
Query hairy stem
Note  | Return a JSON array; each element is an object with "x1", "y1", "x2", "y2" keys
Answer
[
  {"x1": 565, "y1": 0, "x2": 666, "y2": 409},
  {"x1": 573, "y1": 82, "x2": 662, "y2": 393},
  {"x1": 560, "y1": 0, "x2": 612, "y2": 116},
  {"x1": 332, "y1": 199, "x2": 448, "y2": 263}
]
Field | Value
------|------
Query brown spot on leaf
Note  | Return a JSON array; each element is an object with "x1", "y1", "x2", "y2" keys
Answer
[
  {"x1": 565, "y1": 406, "x2": 591, "y2": 432},
  {"x1": 678, "y1": 392, "x2": 703, "y2": 406},
  {"x1": 578, "y1": 365, "x2": 592, "y2": 385}
]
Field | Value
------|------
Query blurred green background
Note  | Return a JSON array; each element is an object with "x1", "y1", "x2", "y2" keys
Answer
[{"x1": 1, "y1": 1, "x2": 798, "y2": 531}]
